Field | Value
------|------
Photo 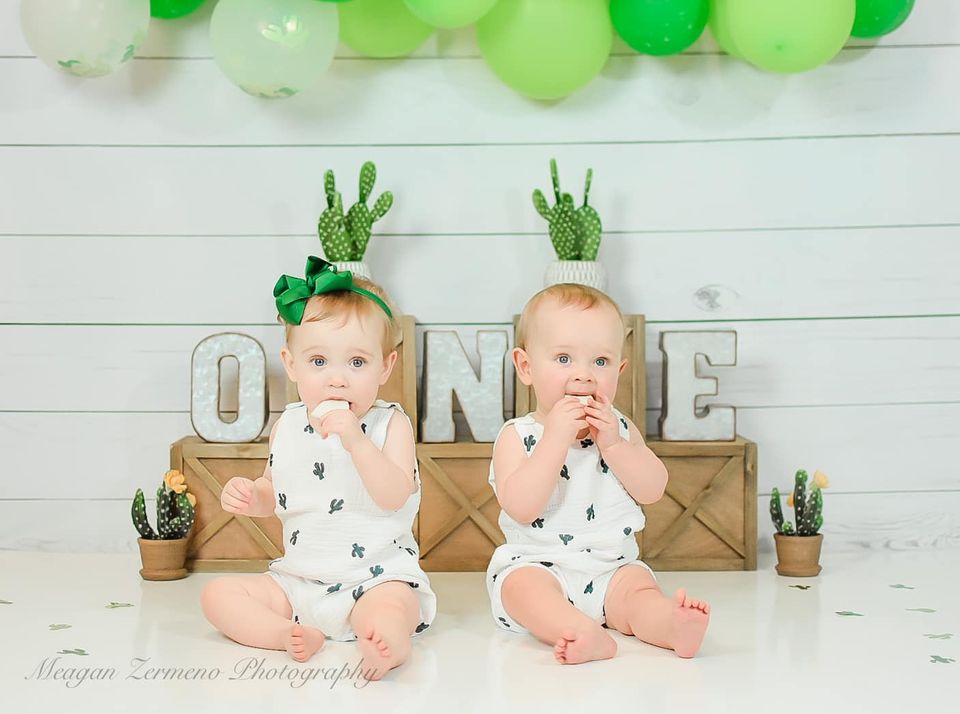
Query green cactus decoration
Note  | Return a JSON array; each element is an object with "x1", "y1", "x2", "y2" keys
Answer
[
  {"x1": 130, "y1": 483, "x2": 195, "y2": 541},
  {"x1": 317, "y1": 161, "x2": 393, "y2": 262},
  {"x1": 770, "y1": 469, "x2": 824, "y2": 536},
  {"x1": 532, "y1": 159, "x2": 603, "y2": 261}
]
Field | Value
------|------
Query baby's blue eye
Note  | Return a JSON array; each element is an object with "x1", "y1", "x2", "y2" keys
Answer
[
  {"x1": 351, "y1": 358, "x2": 365, "y2": 368},
  {"x1": 558, "y1": 355, "x2": 570, "y2": 364},
  {"x1": 312, "y1": 358, "x2": 326, "y2": 367},
  {"x1": 595, "y1": 358, "x2": 607, "y2": 367}
]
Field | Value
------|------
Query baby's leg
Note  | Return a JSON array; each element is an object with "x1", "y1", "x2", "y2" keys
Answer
[
  {"x1": 500, "y1": 565, "x2": 616, "y2": 665},
  {"x1": 348, "y1": 580, "x2": 421, "y2": 681},
  {"x1": 200, "y1": 574, "x2": 326, "y2": 662},
  {"x1": 603, "y1": 565, "x2": 710, "y2": 658}
]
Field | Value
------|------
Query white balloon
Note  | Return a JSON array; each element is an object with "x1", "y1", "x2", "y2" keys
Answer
[
  {"x1": 210, "y1": 0, "x2": 339, "y2": 99},
  {"x1": 20, "y1": 0, "x2": 150, "y2": 78}
]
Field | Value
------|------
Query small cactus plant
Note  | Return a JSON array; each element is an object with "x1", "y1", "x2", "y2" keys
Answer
[
  {"x1": 318, "y1": 161, "x2": 393, "y2": 262},
  {"x1": 131, "y1": 470, "x2": 196, "y2": 540},
  {"x1": 770, "y1": 469, "x2": 828, "y2": 536},
  {"x1": 532, "y1": 158, "x2": 603, "y2": 261}
]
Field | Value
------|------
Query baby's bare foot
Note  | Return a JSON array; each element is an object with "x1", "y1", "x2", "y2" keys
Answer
[
  {"x1": 671, "y1": 588, "x2": 710, "y2": 658},
  {"x1": 285, "y1": 623, "x2": 326, "y2": 662},
  {"x1": 553, "y1": 625, "x2": 617, "y2": 665},
  {"x1": 357, "y1": 625, "x2": 411, "y2": 681}
]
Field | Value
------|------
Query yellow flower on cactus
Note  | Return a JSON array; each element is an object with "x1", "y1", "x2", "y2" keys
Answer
[
  {"x1": 164, "y1": 469, "x2": 187, "y2": 494},
  {"x1": 186, "y1": 493, "x2": 197, "y2": 508},
  {"x1": 786, "y1": 493, "x2": 794, "y2": 508},
  {"x1": 812, "y1": 470, "x2": 830, "y2": 490}
]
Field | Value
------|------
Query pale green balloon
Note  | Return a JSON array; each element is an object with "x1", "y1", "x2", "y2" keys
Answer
[
  {"x1": 20, "y1": 0, "x2": 150, "y2": 78},
  {"x1": 477, "y1": 0, "x2": 612, "y2": 100},
  {"x1": 210, "y1": 0, "x2": 339, "y2": 99},
  {"x1": 708, "y1": 0, "x2": 742, "y2": 58},
  {"x1": 403, "y1": 0, "x2": 499, "y2": 29},
  {"x1": 725, "y1": 0, "x2": 856, "y2": 73},
  {"x1": 339, "y1": 0, "x2": 434, "y2": 58}
]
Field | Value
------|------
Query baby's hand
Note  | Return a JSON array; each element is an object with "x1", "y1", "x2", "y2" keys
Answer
[
  {"x1": 319, "y1": 408, "x2": 365, "y2": 451},
  {"x1": 584, "y1": 392, "x2": 622, "y2": 451},
  {"x1": 221, "y1": 477, "x2": 258, "y2": 515},
  {"x1": 543, "y1": 396, "x2": 589, "y2": 446}
]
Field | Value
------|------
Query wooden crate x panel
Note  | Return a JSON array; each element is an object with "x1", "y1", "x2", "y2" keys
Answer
[{"x1": 417, "y1": 443, "x2": 504, "y2": 572}]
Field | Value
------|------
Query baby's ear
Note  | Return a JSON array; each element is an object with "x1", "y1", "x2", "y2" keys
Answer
[
  {"x1": 280, "y1": 346, "x2": 297, "y2": 383},
  {"x1": 618, "y1": 358, "x2": 628, "y2": 376},
  {"x1": 512, "y1": 347, "x2": 533, "y2": 386},
  {"x1": 379, "y1": 349, "x2": 399, "y2": 385}
]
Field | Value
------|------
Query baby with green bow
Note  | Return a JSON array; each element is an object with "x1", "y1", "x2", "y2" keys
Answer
[{"x1": 201, "y1": 257, "x2": 435, "y2": 681}]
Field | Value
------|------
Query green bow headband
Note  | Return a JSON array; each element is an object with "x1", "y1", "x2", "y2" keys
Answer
[{"x1": 273, "y1": 256, "x2": 393, "y2": 325}]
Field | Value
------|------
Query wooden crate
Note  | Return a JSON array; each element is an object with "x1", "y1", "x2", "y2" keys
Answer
[
  {"x1": 172, "y1": 315, "x2": 419, "y2": 572},
  {"x1": 514, "y1": 314, "x2": 647, "y2": 438},
  {"x1": 641, "y1": 438, "x2": 758, "y2": 571},
  {"x1": 416, "y1": 443, "x2": 504, "y2": 572}
]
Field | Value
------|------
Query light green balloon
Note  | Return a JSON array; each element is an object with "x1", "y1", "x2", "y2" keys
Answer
[
  {"x1": 339, "y1": 0, "x2": 434, "y2": 58},
  {"x1": 210, "y1": 0, "x2": 339, "y2": 99},
  {"x1": 20, "y1": 0, "x2": 150, "y2": 78},
  {"x1": 725, "y1": 0, "x2": 856, "y2": 73},
  {"x1": 708, "y1": 0, "x2": 742, "y2": 58},
  {"x1": 477, "y1": 0, "x2": 612, "y2": 100},
  {"x1": 404, "y1": 0, "x2": 499, "y2": 29}
]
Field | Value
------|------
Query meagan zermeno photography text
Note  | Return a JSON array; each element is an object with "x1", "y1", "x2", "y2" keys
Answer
[{"x1": 25, "y1": 655, "x2": 374, "y2": 689}]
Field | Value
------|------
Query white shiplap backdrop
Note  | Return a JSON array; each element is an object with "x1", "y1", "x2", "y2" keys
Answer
[{"x1": 1, "y1": 0, "x2": 958, "y2": 556}]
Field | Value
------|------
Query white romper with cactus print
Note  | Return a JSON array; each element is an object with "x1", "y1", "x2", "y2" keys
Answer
[
  {"x1": 265, "y1": 399, "x2": 436, "y2": 641},
  {"x1": 486, "y1": 406, "x2": 656, "y2": 634}
]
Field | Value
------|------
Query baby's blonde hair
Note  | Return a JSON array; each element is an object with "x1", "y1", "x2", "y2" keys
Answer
[
  {"x1": 279, "y1": 276, "x2": 401, "y2": 356},
  {"x1": 516, "y1": 283, "x2": 625, "y2": 350}
]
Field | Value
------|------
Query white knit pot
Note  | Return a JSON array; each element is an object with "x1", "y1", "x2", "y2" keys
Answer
[
  {"x1": 544, "y1": 260, "x2": 607, "y2": 291},
  {"x1": 332, "y1": 261, "x2": 371, "y2": 280}
]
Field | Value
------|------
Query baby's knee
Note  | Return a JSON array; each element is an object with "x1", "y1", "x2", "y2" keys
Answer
[{"x1": 199, "y1": 577, "x2": 234, "y2": 618}]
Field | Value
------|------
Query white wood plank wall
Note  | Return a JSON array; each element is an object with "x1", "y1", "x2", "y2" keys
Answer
[{"x1": 1, "y1": 0, "x2": 958, "y2": 554}]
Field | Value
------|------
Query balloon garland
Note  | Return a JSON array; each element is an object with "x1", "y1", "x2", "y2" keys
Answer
[{"x1": 18, "y1": 0, "x2": 917, "y2": 99}]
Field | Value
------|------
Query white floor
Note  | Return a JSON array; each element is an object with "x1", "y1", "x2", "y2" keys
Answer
[{"x1": 2, "y1": 548, "x2": 958, "y2": 713}]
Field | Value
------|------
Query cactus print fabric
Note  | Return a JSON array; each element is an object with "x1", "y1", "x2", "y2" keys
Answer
[{"x1": 266, "y1": 400, "x2": 436, "y2": 641}]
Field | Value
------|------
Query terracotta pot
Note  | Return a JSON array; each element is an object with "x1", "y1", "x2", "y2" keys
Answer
[
  {"x1": 137, "y1": 537, "x2": 189, "y2": 581},
  {"x1": 544, "y1": 260, "x2": 607, "y2": 291},
  {"x1": 774, "y1": 533, "x2": 823, "y2": 577}
]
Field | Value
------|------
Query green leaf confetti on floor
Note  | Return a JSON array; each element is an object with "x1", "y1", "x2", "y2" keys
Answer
[
  {"x1": 105, "y1": 602, "x2": 133, "y2": 609},
  {"x1": 57, "y1": 649, "x2": 88, "y2": 656},
  {"x1": 788, "y1": 585, "x2": 811, "y2": 590},
  {"x1": 930, "y1": 656, "x2": 955, "y2": 664},
  {"x1": 49, "y1": 624, "x2": 71, "y2": 631},
  {"x1": 836, "y1": 611, "x2": 864, "y2": 617},
  {"x1": 924, "y1": 634, "x2": 953, "y2": 640},
  {"x1": 906, "y1": 608, "x2": 936, "y2": 613},
  {"x1": 889, "y1": 584, "x2": 915, "y2": 589},
  {"x1": 0, "y1": 599, "x2": 12, "y2": 604}
]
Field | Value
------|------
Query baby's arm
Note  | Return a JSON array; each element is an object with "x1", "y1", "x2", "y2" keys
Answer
[
  {"x1": 597, "y1": 414, "x2": 668, "y2": 505},
  {"x1": 347, "y1": 410, "x2": 417, "y2": 512},
  {"x1": 493, "y1": 423, "x2": 569, "y2": 526},
  {"x1": 220, "y1": 421, "x2": 279, "y2": 518}
]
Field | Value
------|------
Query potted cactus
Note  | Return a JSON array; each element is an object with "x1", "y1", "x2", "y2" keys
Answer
[
  {"x1": 317, "y1": 160, "x2": 393, "y2": 280},
  {"x1": 770, "y1": 469, "x2": 829, "y2": 577},
  {"x1": 533, "y1": 158, "x2": 606, "y2": 291},
  {"x1": 131, "y1": 470, "x2": 196, "y2": 581}
]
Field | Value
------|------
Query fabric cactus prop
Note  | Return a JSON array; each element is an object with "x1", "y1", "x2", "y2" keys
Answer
[
  {"x1": 770, "y1": 469, "x2": 827, "y2": 536},
  {"x1": 131, "y1": 472, "x2": 196, "y2": 540},
  {"x1": 318, "y1": 161, "x2": 393, "y2": 262},
  {"x1": 532, "y1": 158, "x2": 603, "y2": 261}
]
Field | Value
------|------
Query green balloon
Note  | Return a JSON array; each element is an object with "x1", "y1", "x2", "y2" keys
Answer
[
  {"x1": 151, "y1": 0, "x2": 206, "y2": 19},
  {"x1": 339, "y1": 0, "x2": 434, "y2": 58},
  {"x1": 404, "y1": 0, "x2": 499, "y2": 29},
  {"x1": 726, "y1": 0, "x2": 855, "y2": 73},
  {"x1": 708, "y1": 0, "x2": 742, "y2": 58},
  {"x1": 477, "y1": 0, "x2": 612, "y2": 100},
  {"x1": 851, "y1": 0, "x2": 914, "y2": 38},
  {"x1": 611, "y1": 0, "x2": 708, "y2": 56}
]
